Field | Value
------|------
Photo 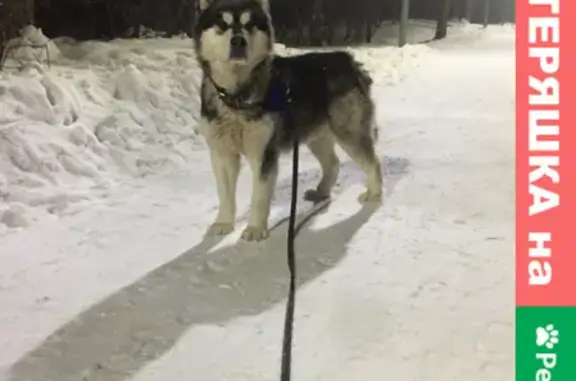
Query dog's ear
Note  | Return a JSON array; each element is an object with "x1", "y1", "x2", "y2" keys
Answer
[
  {"x1": 198, "y1": 0, "x2": 214, "y2": 10},
  {"x1": 256, "y1": 0, "x2": 271, "y2": 13}
]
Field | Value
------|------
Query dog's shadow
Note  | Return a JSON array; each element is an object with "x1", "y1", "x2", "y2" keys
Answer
[{"x1": 8, "y1": 156, "x2": 409, "y2": 381}]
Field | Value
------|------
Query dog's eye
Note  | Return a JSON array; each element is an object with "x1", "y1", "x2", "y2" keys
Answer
[
  {"x1": 244, "y1": 20, "x2": 255, "y2": 30},
  {"x1": 216, "y1": 20, "x2": 229, "y2": 31},
  {"x1": 215, "y1": 15, "x2": 230, "y2": 31}
]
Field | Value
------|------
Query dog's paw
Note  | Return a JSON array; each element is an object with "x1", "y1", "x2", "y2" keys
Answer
[
  {"x1": 357, "y1": 190, "x2": 383, "y2": 204},
  {"x1": 206, "y1": 222, "x2": 234, "y2": 236},
  {"x1": 241, "y1": 226, "x2": 269, "y2": 241},
  {"x1": 304, "y1": 189, "x2": 331, "y2": 203}
]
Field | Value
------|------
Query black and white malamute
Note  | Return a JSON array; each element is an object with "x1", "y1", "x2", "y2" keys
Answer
[{"x1": 193, "y1": 0, "x2": 382, "y2": 241}]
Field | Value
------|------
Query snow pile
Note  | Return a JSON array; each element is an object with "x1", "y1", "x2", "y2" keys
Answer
[
  {"x1": 275, "y1": 42, "x2": 433, "y2": 84},
  {"x1": 369, "y1": 19, "x2": 516, "y2": 48},
  {"x1": 423, "y1": 21, "x2": 517, "y2": 48},
  {"x1": 1, "y1": 25, "x2": 63, "y2": 70},
  {"x1": 0, "y1": 28, "x2": 203, "y2": 231},
  {"x1": 0, "y1": 26, "x2": 431, "y2": 234},
  {"x1": 371, "y1": 19, "x2": 438, "y2": 45},
  {"x1": 446, "y1": 21, "x2": 515, "y2": 38},
  {"x1": 348, "y1": 45, "x2": 433, "y2": 83}
]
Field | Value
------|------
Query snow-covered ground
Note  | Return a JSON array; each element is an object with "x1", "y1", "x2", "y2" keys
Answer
[
  {"x1": 0, "y1": 22, "x2": 514, "y2": 381},
  {"x1": 0, "y1": 23, "x2": 430, "y2": 233}
]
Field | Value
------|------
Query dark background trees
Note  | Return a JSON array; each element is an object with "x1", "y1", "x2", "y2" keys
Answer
[{"x1": 1, "y1": 0, "x2": 515, "y2": 51}]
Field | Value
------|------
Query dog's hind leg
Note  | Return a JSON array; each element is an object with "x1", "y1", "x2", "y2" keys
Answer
[
  {"x1": 304, "y1": 130, "x2": 340, "y2": 202},
  {"x1": 207, "y1": 149, "x2": 241, "y2": 235},
  {"x1": 335, "y1": 135, "x2": 382, "y2": 203},
  {"x1": 329, "y1": 92, "x2": 383, "y2": 203}
]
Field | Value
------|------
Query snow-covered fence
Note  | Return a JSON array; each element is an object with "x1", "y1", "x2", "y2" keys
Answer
[
  {"x1": 0, "y1": 27, "x2": 52, "y2": 70},
  {"x1": 0, "y1": 0, "x2": 35, "y2": 61}
]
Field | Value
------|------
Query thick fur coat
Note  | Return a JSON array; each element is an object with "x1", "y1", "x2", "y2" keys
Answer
[{"x1": 194, "y1": 0, "x2": 382, "y2": 241}]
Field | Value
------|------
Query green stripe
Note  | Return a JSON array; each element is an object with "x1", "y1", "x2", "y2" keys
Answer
[{"x1": 516, "y1": 307, "x2": 576, "y2": 381}]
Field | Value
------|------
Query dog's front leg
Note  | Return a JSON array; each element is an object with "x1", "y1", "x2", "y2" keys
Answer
[
  {"x1": 242, "y1": 150, "x2": 278, "y2": 241},
  {"x1": 207, "y1": 149, "x2": 240, "y2": 236}
]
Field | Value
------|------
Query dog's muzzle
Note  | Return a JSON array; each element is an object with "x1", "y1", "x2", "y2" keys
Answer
[{"x1": 229, "y1": 34, "x2": 247, "y2": 59}]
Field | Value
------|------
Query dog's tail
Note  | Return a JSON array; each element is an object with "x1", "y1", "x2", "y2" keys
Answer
[
  {"x1": 351, "y1": 59, "x2": 378, "y2": 142},
  {"x1": 352, "y1": 59, "x2": 373, "y2": 97}
]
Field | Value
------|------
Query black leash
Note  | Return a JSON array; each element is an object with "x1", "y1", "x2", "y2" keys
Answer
[
  {"x1": 211, "y1": 71, "x2": 300, "y2": 380},
  {"x1": 280, "y1": 133, "x2": 299, "y2": 381}
]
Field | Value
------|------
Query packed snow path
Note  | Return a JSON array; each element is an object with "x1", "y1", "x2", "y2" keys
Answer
[{"x1": 1, "y1": 28, "x2": 514, "y2": 381}]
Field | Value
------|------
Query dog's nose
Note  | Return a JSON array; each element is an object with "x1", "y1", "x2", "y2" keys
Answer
[
  {"x1": 230, "y1": 35, "x2": 247, "y2": 59},
  {"x1": 230, "y1": 35, "x2": 247, "y2": 48}
]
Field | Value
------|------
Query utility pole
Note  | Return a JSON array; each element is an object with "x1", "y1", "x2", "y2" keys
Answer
[
  {"x1": 465, "y1": 0, "x2": 473, "y2": 21},
  {"x1": 483, "y1": 0, "x2": 491, "y2": 27},
  {"x1": 398, "y1": 0, "x2": 410, "y2": 46},
  {"x1": 434, "y1": 0, "x2": 451, "y2": 40}
]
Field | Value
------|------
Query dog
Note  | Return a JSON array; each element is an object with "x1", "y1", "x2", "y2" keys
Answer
[{"x1": 193, "y1": 0, "x2": 383, "y2": 241}]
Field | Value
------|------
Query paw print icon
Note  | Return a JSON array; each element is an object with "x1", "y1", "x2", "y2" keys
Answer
[{"x1": 536, "y1": 324, "x2": 560, "y2": 350}]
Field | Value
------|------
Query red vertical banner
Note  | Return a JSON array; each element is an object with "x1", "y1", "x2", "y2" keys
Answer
[
  {"x1": 557, "y1": 0, "x2": 576, "y2": 305},
  {"x1": 516, "y1": 0, "x2": 576, "y2": 307}
]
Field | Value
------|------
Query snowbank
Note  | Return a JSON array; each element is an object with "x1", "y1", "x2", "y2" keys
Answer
[
  {"x1": 0, "y1": 26, "x2": 431, "y2": 235},
  {"x1": 275, "y1": 42, "x2": 432, "y2": 84}
]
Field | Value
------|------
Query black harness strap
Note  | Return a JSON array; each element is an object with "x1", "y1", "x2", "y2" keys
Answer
[{"x1": 208, "y1": 59, "x2": 271, "y2": 111}]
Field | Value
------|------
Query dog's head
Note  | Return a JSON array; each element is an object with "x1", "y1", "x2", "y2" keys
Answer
[{"x1": 194, "y1": 0, "x2": 273, "y2": 67}]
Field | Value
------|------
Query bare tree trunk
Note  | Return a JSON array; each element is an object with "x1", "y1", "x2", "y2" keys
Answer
[
  {"x1": 434, "y1": 0, "x2": 451, "y2": 40},
  {"x1": 307, "y1": 0, "x2": 324, "y2": 45},
  {"x1": 325, "y1": 18, "x2": 335, "y2": 45},
  {"x1": 398, "y1": 0, "x2": 409, "y2": 46},
  {"x1": 465, "y1": 0, "x2": 474, "y2": 21},
  {"x1": 295, "y1": 8, "x2": 304, "y2": 45},
  {"x1": 364, "y1": 19, "x2": 371, "y2": 43},
  {"x1": 25, "y1": 0, "x2": 35, "y2": 24},
  {"x1": 483, "y1": 0, "x2": 491, "y2": 27},
  {"x1": 188, "y1": 0, "x2": 197, "y2": 36},
  {"x1": 493, "y1": 0, "x2": 503, "y2": 24},
  {"x1": 344, "y1": 17, "x2": 352, "y2": 41}
]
